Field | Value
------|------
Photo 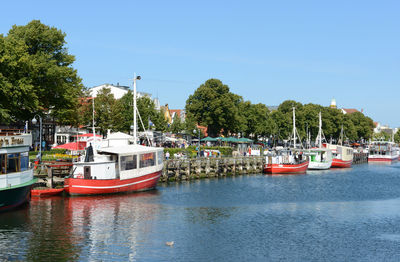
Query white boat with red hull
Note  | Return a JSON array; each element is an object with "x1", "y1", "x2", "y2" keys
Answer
[
  {"x1": 368, "y1": 141, "x2": 399, "y2": 163},
  {"x1": 64, "y1": 74, "x2": 164, "y2": 196},
  {"x1": 64, "y1": 145, "x2": 163, "y2": 195},
  {"x1": 263, "y1": 107, "x2": 309, "y2": 175}
]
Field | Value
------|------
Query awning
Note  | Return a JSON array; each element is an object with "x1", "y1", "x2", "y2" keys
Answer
[
  {"x1": 53, "y1": 141, "x2": 86, "y2": 151},
  {"x1": 201, "y1": 137, "x2": 218, "y2": 142}
]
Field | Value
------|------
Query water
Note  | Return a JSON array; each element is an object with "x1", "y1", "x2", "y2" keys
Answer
[{"x1": 1, "y1": 163, "x2": 400, "y2": 261}]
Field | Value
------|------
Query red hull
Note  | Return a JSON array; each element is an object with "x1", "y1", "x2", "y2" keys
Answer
[
  {"x1": 64, "y1": 171, "x2": 161, "y2": 196},
  {"x1": 31, "y1": 188, "x2": 64, "y2": 197},
  {"x1": 331, "y1": 158, "x2": 352, "y2": 168},
  {"x1": 264, "y1": 161, "x2": 309, "y2": 175},
  {"x1": 368, "y1": 157, "x2": 398, "y2": 163}
]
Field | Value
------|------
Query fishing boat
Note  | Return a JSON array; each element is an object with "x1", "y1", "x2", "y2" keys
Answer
[
  {"x1": 64, "y1": 75, "x2": 164, "y2": 195},
  {"x1": 368, "y1": 141, "x2": 399, "y2": 163},
  {"x1": 305, "y1": 112, "x2": 333, "y2": 170},
  {"x1": 324, "y1": 126, "x2": 353, "y2": 168},
  {"x1": 264, "y1": 107, "x2": 309, "y2": 174},
  {"x1": 0, "y1": 131, "x2": 36, "y2": 211}
]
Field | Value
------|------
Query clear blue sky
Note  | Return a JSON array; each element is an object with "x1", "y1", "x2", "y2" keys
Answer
[{"x1": 1, "y1": 1, "x2": 399, "y2": 127}]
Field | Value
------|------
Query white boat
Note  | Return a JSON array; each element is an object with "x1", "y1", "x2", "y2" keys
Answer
[
  {"x1": 0, "y1": 131, "x2": 36, "y2": 211},
  {"x1": 64, "y1": 75, "x2": 164, "y2": 195},
  {"x1": 305, "y1": 112, "x2": 333, "y2": 170},
  {"x1": 368, "y1": 140, "x2": 399, "y2": 163}
]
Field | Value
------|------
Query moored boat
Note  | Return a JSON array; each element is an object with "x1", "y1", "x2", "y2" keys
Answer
[
  {"x1": 0, "y1": 131, "x2": 36, "y2": 212},
  {"x1": 305, "y1": 112, "x2": 333, "y2": 170},
  {"x1": 31, "y1": 187, "x2": 64, "y2": 197},
  {"x1": 64, "y1": 74, "x2": 164, "y2": 196},
  {"x1": 368, "y1": 141, "x2": 399, "y2": 163},
  {"x1": 325, "y1": 144, "x2": 353, "y2": 168},
  {"x1": 264, "y1": 107, "x2": 309, "y2": 174},
  {"x1": 64, "y1": 145, "x2": 163, "y2": 195}
]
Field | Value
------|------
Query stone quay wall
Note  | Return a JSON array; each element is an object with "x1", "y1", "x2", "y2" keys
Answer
[{"x1": 160, "y1": 156, "x2": 264, "y2": 182}]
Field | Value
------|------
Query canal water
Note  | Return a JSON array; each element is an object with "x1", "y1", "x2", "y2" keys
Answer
[{"x1": 1, "y1": 163, "x2": 400, "y2": 261}]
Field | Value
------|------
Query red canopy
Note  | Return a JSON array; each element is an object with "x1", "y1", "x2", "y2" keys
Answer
[{"x1": 53, "y1": 141, "x2": 87, "y2": 151}]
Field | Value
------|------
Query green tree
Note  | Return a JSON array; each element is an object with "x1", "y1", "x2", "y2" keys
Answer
[
  {"x1": 0, "y1": 20, "x2": 83, "y2": 123},
  {"x1": 394, "y1": 131, "x2": 400, "y2": 143},
  {"x1": 170, "y1": 114, "x2": 184, "y2": 134},
  {"x1": 93, "y1": 88, "x2": 116, "y2": 136},
  {"x1": 185, "y1": 79, "x2": 243, "y2": 137}
]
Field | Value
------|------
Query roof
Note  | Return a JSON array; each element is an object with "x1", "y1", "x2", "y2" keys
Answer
[
  {"x1": 107, "y1": 132, "x2": 133, "y2": 139},
  {"x1": 53, "y1": 141, "x2": 86, "y2": 151},
  {"x1": 169, "y1": 109, "x2": 183, "y2": 118},
  {"x1": 97, "y1": 145, "x2": 163, "y2": 155},
  {"x1": 342, "y1": 108, "x2": 359, "y2": 114}
]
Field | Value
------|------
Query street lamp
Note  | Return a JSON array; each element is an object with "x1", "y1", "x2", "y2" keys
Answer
[
  {"x1": 194, "y1": 128, "x2": 200, "y2": 157},
  {"x1": 32, "y1": 115, "x2": 42, "y2": 161},
  {"x1": 133, "y1": 74, "x2": 141, "y2": 145}
]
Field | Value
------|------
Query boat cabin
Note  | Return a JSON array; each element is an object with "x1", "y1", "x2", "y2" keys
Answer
[
  {"x1": 0, "y1": 132, "x2": 33, "y2": 188},
  {"x1": 72, "y1": 145, "x2": 164, "y2": 181}
]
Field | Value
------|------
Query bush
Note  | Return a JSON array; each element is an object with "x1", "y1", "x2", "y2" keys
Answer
[{"x1": 164, "y1": 146, "x2": 233, "y2": 159}]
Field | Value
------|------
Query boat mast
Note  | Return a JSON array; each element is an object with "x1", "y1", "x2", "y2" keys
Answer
[
  {"x1": 133, "y1": 73, "x2": 137, "y2": 145},
  {"x1": 92, "y1": 96, "x2": 96, "y2": 152},
  {"x1": 293, "y1": 107, "x2": 296, "y2": 149},
  {"x1": 318, "y1": 111, "x2": 322, "y2": 148}
]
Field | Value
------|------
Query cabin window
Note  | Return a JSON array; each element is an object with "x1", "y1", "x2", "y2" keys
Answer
[
  {"x1": 7, "y1": 153, "x2": 20, "y2": 173},
  {"x1": 0, "y1": 154, "x2": 6, "y2": 174},
  {"x1": 120, "y1": 155, "x2": 137, "y2": 171},
  {"x1": 157, "y1": 151, "x2": 163, "y2": 165},
  {"x1": 140, "y1": 153, "x2": 155, "y2": 168},
  {"x1": 20, "y1": 152, "x2": 29, "y2": 171}
]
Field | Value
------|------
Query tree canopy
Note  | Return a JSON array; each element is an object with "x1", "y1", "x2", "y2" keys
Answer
[
  {"x1": 0, "y1": 20, "x2": 83, "y2": 123},
  {"x1": 185, "y1": 78, "x2": 375, "y2": 142}
]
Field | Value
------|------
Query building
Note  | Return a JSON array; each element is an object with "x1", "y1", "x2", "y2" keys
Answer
[
  {"x1": 341, "y1": 108, "x2": 360, "y2": 114},
  {"x1": 330, "y1": 98, "x2": 337, "y2": 109},
  {"x1": 90, "y1": 83, "x2": 152, "y2": 100}
]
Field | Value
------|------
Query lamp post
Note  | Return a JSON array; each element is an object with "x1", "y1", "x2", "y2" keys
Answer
[
  {"x1": 194, "y1": 128, "x2": 200, "y2": 157},
  {"x1": 32, "y1": 115, "x2": 42, "y2": 160},
  {"x1": 133, "y1": 74, "x2": 141, "y2": 145}
]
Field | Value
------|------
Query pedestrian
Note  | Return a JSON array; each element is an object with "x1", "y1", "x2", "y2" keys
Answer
[{"x1": 166, "y1": 151, "x2": 170, "y2": 160}]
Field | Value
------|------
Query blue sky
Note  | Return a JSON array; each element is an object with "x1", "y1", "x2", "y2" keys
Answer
[{"x1": 1, "y1": 1, "x2": 399, "y2": 127}]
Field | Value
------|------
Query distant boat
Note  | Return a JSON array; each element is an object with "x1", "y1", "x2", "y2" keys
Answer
[
  {"x1": 324, "y1": 126, "x2": 353, "y2": 168},
  {"x1": 305, "y1": 112, "x2": 333, "y2": 170},
  {"x1": 0, "y1": 131, "x2": 36, "y2": 212},
  {"x1": 264, "y1": 107, "x2": 309, "y2": 174},
  {"x1": 368, "y1": 141, "x2": 399, "y2": 163}
]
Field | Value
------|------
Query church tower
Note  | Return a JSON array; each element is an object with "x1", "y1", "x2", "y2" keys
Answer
[{"x1": 330, "y1": 98, "x2": 337, "y2": 109}]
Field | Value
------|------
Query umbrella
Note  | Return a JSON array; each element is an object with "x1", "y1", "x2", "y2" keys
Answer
[{"x1": 201, "y1": 137, "x2": 218, "y2": 142}]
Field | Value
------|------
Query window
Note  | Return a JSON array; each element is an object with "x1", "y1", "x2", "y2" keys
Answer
[
  {"x1": 120, "y1": 155, "x2": 137, "y2": 171},
  {"x1": 140, "y1": 153, "x2": 155, "y2": 168},
  {"x1": 7, "y1": 153, "x2": 20, "y2": 173},
  {"x1": 157, "y1": 151, "x2": 163, "y2": 165},
  {"x1": 20, "y1": 152, "x2": 29, "y2": 171}
]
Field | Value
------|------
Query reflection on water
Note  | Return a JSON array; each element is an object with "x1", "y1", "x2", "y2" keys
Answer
[{"x1": 1, "y1": 163, "x2": 400, "y2": 261}]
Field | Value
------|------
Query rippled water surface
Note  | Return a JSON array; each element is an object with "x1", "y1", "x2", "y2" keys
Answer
[{"x1": 1, "y1": 163, "x2": 400, "y2": 261}]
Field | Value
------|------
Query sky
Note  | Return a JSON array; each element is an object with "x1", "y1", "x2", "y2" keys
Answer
[{"x1": 1, "y1": 0, "x2": 399, "y2": 127}]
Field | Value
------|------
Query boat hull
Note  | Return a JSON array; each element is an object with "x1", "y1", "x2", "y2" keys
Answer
[
  {"x1": 368, "y1": 156, "x2": 399, "y2": 163},
  {"x1": 31, "y1": 188, "x2": 64, "y2": 197},
  {"x1": 0, "y1": 181, "x2": 35, "y2": 212},
  {"x1": 308, "y1": 161, "x2": 332, "y2": 170},
  {"x1": 331, "y1": 158, "x2": 352, "y2": 168},
  {"x1": 64, "y1": 171, "x2": 162, "y2": 196},
  {"x1": 264, "y1": 161, "x2": 309, "y2": 174}
]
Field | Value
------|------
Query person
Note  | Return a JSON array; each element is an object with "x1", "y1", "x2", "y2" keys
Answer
[
  {"x1": 42, "y1": 140, "x2": 46, "y2": 151},
  {"x1": 165, "y1": 151, "x2": 170, "y2": 160}
]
